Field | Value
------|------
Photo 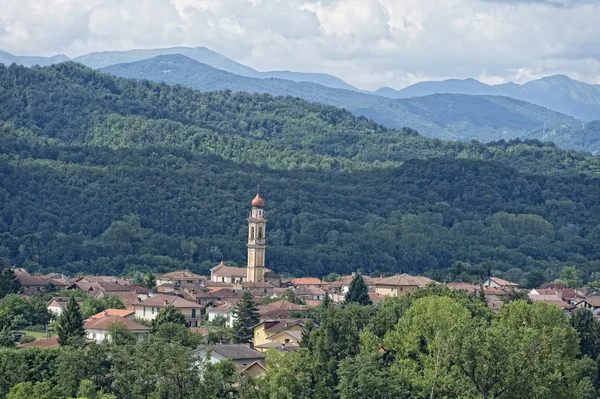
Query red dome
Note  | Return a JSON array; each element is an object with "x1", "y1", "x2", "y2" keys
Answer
[{"x1": 252, "y1": 193, "x2": 265, "y2": 208}]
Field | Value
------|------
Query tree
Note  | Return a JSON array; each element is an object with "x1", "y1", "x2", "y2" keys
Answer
[
  {"x1": 345, "y1": 273, "x2": 372, "y2": 306},
  {"x1": 232, "y1": 291, "x2": 260, "y2": 343},
  {"x1": 300, "y1": 319, "x2": 314, "y2": 349},
  {"x1": 55, "y1": 296, "x2": 85, "y2": 345},
  {"x1": 152, "y1": 305, "x2": 187, "y2": 331},
  {"x1": 0, "y1": 268, "x2": 21, "y2": 298},
  {"x1": 107, "y1": 323, "x2": 137, "y2": 346},
  {"x1": 526, "y1": 269, "x2": 546, "y2": 289},
  {"x1": 142, "y1": 272, "x2": 156, "y2": 290},
  {"x1": 556, "y1": 266, "x2": 583, "y2": 288},
  {"x1": 570, "y1": 309, "x2": 600, "y2": 360}
]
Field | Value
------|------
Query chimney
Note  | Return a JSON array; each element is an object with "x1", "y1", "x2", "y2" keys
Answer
[
  {"x1": 103, "y1": 310, "x2": 108, "y2": 316},
  {"x1": 164, "y1": 299, "x2": 169, "y2": 306},
  {"x1": 351, "y1": 272, "x2": 356, "y2": 278}
]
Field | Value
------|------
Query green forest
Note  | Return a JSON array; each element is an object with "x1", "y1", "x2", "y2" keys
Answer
[
  {"x1": 2, "y1": 62, "x2": 600, "y2": 285},
  {"x1": 1, "y1": 287, "x2": 600, "y2": 399}
]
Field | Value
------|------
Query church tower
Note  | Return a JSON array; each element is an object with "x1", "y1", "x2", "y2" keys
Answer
[{"x1": 247, "y1": 193, "x2": 267, "y2": 283}]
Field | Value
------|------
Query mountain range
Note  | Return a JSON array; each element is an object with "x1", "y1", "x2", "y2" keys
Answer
[
  {"x1": 2, "y1": 47, "x2": 600, "y2": 153},
  {"x1": 100, "y1": 54, "x2": 597, "y2": 152},
  {"x1": 377, "y1": 75, "x2": 600, "y2": 122}
]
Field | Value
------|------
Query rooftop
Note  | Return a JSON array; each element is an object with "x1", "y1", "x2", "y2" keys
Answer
[
  {"x1": 84, "y1": 315, "x2": 151, "y2": 331},
  {"x1": 209, "y1": 344, "x2": 266, "y2": 360},
  {"x1": 16, "y1": 336, "x2": 60, "y2": 349},
  {"x1": 376, "y1": 273, "x2": 436, "y2": 287},
  {"x1": 137, "y1": 294, "x2": 202, "y2": 308}
]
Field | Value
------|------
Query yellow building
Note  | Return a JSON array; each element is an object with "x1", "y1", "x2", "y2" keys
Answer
[
  {"x1": 253, "y1": 319, "x2": 304, "y2": 352},
  {"x1": 374, "y1": 274, "x2": 437, "y2": 297}
]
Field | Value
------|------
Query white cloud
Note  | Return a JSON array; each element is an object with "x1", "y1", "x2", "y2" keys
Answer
[{"x1": 1, "y1": 0, "x2": 599, "y2": 90}]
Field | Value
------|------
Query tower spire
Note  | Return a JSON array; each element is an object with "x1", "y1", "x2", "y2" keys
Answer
[{"x1": 247, "y1": 193, "x2": 267, "y2": 283}]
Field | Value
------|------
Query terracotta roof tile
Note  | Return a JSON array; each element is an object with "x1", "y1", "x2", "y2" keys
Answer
[
  {"x1": 137, "y1": 294, "x2": 201, "y2": 308},
  {"x1": 291, "y1": 277, "x2": 322, "y2": 286},
  {"x1": 376, "y1": 274, "x2": 436, "y2": 287},
  {"x1": 16, "y1": 336, "x2": 60, "y2": 349},
  {"x1": 84, "y1": 315, "x2": 151, "y2": 331}
]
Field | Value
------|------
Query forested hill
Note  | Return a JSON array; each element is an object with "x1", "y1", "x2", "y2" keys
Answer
[
  {"x1": 100, "y1": 54, "x2": 600, "y2": 153},
  {"x1": 2, "y1": 62, "x2": 600, "y2": 285}
]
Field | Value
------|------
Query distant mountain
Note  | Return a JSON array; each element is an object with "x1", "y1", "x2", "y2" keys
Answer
[
  {"x1": 101, "y1": 54, "x2": 597, "y2": 150},
  {"x1": 73, "y1": 46, "x2": 358, "y2": 91},
  {"x1": 377, "y1": 75, "x2": 600, "y2": 121},
  {"x1": 0, "y1": 50, "x2": 69, "y2": 67}
]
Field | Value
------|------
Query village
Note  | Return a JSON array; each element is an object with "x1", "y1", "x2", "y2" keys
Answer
[{"x1": 5, "y1": 194, "x2": 596, "y2": 376}]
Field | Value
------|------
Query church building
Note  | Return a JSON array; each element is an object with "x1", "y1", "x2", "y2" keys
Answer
[{"x1": 209, "y1": 193, "x2": 281, "y2": 290}]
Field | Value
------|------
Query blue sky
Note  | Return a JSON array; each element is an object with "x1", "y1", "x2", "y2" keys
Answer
[{"x1": 1, "y1": 0, "x2": 599, "y2": 90}]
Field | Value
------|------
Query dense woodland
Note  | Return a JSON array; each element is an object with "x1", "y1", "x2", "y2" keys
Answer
[
  {"x1": 2, "y1": 63, "x2": 600, "y2": 286},
  {"x1": 102, "y1": 54, "x2": 600, "y2": 151},
  {"x1": 1, "y1": 287, "x2": 600, "y2": 399}
]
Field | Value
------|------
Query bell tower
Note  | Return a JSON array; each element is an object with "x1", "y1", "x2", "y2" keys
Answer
[{"x1": 247, "y1": 193, "x2": 267, "y2": 283}]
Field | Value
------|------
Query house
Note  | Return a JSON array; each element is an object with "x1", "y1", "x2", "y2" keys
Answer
[
  {"x1": 374, "y1": 274, "x2": 437, "y2": 297},
  {"x1": 446, "y1": 282, "x2": 479, "y2": 293},
  {"x1": 16, "y1": 336, "x2": 60, "y2": 349},
  {"x1": 84, "y1": 314, "x2": 150, "y2": 343},
  {"x1": 235, "y1": 281, "x2": 275, "y2": 296},
  {"x1": 198, "y1": 344, "x2": 266, "y2": 368},
  {"x1": 71, "y1": 275, "x2": 130, "y2": 284},
  {"x1": 294, "y1": 285, "x2": 326, "y2": 302},
  {"x1": 257, "y1": 300, "x2": 308, "y2": 320},
  {"x1": 239, "y1": 361, "x2": 267, "y2": 377},
  {"x1": 253, "y1": 319, "x2": 304, "y2": 352},
  {"x1": 528, "y1": 295, "x2": 571, "y2": 310},
  {"x1": 156, "y1": 270, "x2": 205, "y2": 286},
  {"x1": 134, "y1": 294, "x2": 203, "y2": 327},
  {"x1": 47, "y1": 297, "x2": 83, "y2": 316},
  {"x1": 574, "y1": 297, "x2": 600, "y2": 311},
  {"x1": 86, "y1": 308, "x2": 135, "y2": 320},
  {"x1": 291, "y1": 277, "x2": 322, "y2": 287},
  {"x1": 16, "y1": 272, "x2": 67, "y2": 294},
  {"x1": 481, "y1": 277, "x2": 519, "y2": 289},
  {"x1": 207, "y1": 303, "x2": 236, "y2": 327}
]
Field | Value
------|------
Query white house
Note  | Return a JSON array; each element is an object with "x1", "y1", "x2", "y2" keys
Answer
[
  {"x1": 481, "y1": 277, "x2": 519, "y2": 288},
  {"x1": 207, "y1": 302, "x2": 236, "y2": 327},
  {"x1": 134, "y1": 294, "x2": 203, "y2": 327},
  {"x1": 84, "y1": 314, "x2": 151, "y2": 343},
  {"x1": 47, "y1": 297, "x2": 83, "y2": 316}
]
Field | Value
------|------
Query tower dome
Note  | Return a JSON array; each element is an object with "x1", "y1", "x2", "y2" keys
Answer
[{"x1": 252, "y1": 193, "x2": 265, "y2": 208}]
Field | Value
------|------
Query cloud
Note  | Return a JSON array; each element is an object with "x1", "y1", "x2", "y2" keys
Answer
[{"x1": 1, "y1": 0, "x2": 599, "y2": 90}]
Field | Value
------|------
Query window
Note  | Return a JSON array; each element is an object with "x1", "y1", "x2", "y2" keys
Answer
[
  {"x1": 412, "y1": 287, "x2": 416, "y2": 292},
  {"x1": 222, "y1": 277, "x2": 225, "y2": 282},
  {"x1": 285, "y1": 338, "x2": 290, "y2": 343},
  {"x1": 187, "y1": 280, "x2": 193, "y2": 284},
  {"x1": 400, "y1": 287, "x2": 404, "y2": 292},
  {"x1": 192, "y1": 309, "x2": 196, "y2": 318},
  {"x1": 152, "y1": 307, "x2": 155, "y2": 314},
  {"x1": 143, "y1": 306, "x2": 146, "y2": 316}
]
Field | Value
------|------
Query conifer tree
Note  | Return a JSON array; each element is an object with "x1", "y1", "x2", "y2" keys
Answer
[
  {"x1": 233, "y1": 290, "x2": 260, "y2": 343},
  {"x1": 152, "y1": 304, "x2": 187, "y2": 331},
  {"x1": 322, "y1": 292, "x2": 332, "y2": 308},
  {"x1": 56, "y1": 296, "x2": 85, "y2": 345},
  {"x1": 345, "y1": 273, "x2": 372, "y2": 306},
  {"x1": 0, "y1": 268, "x2": 21, "y2": 298}
]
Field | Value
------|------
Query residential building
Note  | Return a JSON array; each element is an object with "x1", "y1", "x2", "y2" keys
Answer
[
  {"x1": 481, "y1": 277, "x2": 519, "y2": 288},
  {"x1": 257, "y1": 300, "x2": 308, "y2": 320},
  {"x1": 84, "y1": 314, "x2": 150, "y2": 343},
  {"x1": 207, "y1": 303, "x2": 236, "y2": 327},
  {"x1": 291, "y1": 277, "x2": 322, "y2": 287},
  {"x1": 156, "y1": 270, "x2": 205, "y2": 286},
  {"x1": 198, "y1": 344, "x2": 266, "y2": 368},
  {"x1": 574, "y1": 297, "x2": 600, "y2": 311},
  {"x1": 253, "y1": 319, "x2": 304, "y2": 352},
  {"x1": 375, "y1": 274, "x2": 437, "y2": 297},
  {"x1": 294, "y1": 285, "x2": 326, "y2": 302},
  {"x1": 47, "y1": 297, "x2": 83, "y2": 316},
  {"x1": 134, "y1": 294, "x2": 203, "y2": 327},
  {"x1": 86, "y1": 309, "x2": 135, "y2": 320}
]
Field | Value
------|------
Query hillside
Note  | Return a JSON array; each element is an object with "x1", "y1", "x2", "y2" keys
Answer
[
  {"x1": 100, "y1": 54, "x2": 594, "y2": 149},
  {"x1": 2, "y1": 62, "x2": 600, "y2": 285},
  {"x1": 379, "y1": 75, "x2": 600, "y2": 122}
]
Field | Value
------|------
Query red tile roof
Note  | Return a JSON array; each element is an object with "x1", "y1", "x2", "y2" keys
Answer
[
  {"x1": 291, "y1": 277, "x2": 322, "y2": 286},
  {"x1": 16, "y1": 336, "x2": 60, "y2": 349},
  {"x1": 86, "y1": 309, "x2": 135, "y2": 320},
  {"x1": 84, "y1": 315, "x2": 151, "y2": 331},
  {"x1": 137, "y1": 294, "x2": 202, "y2": 308}
]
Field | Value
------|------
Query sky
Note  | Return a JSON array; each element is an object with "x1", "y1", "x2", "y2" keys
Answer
[{"x1": 1, "y1": 0, "x2": 599, "y2": 91}]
